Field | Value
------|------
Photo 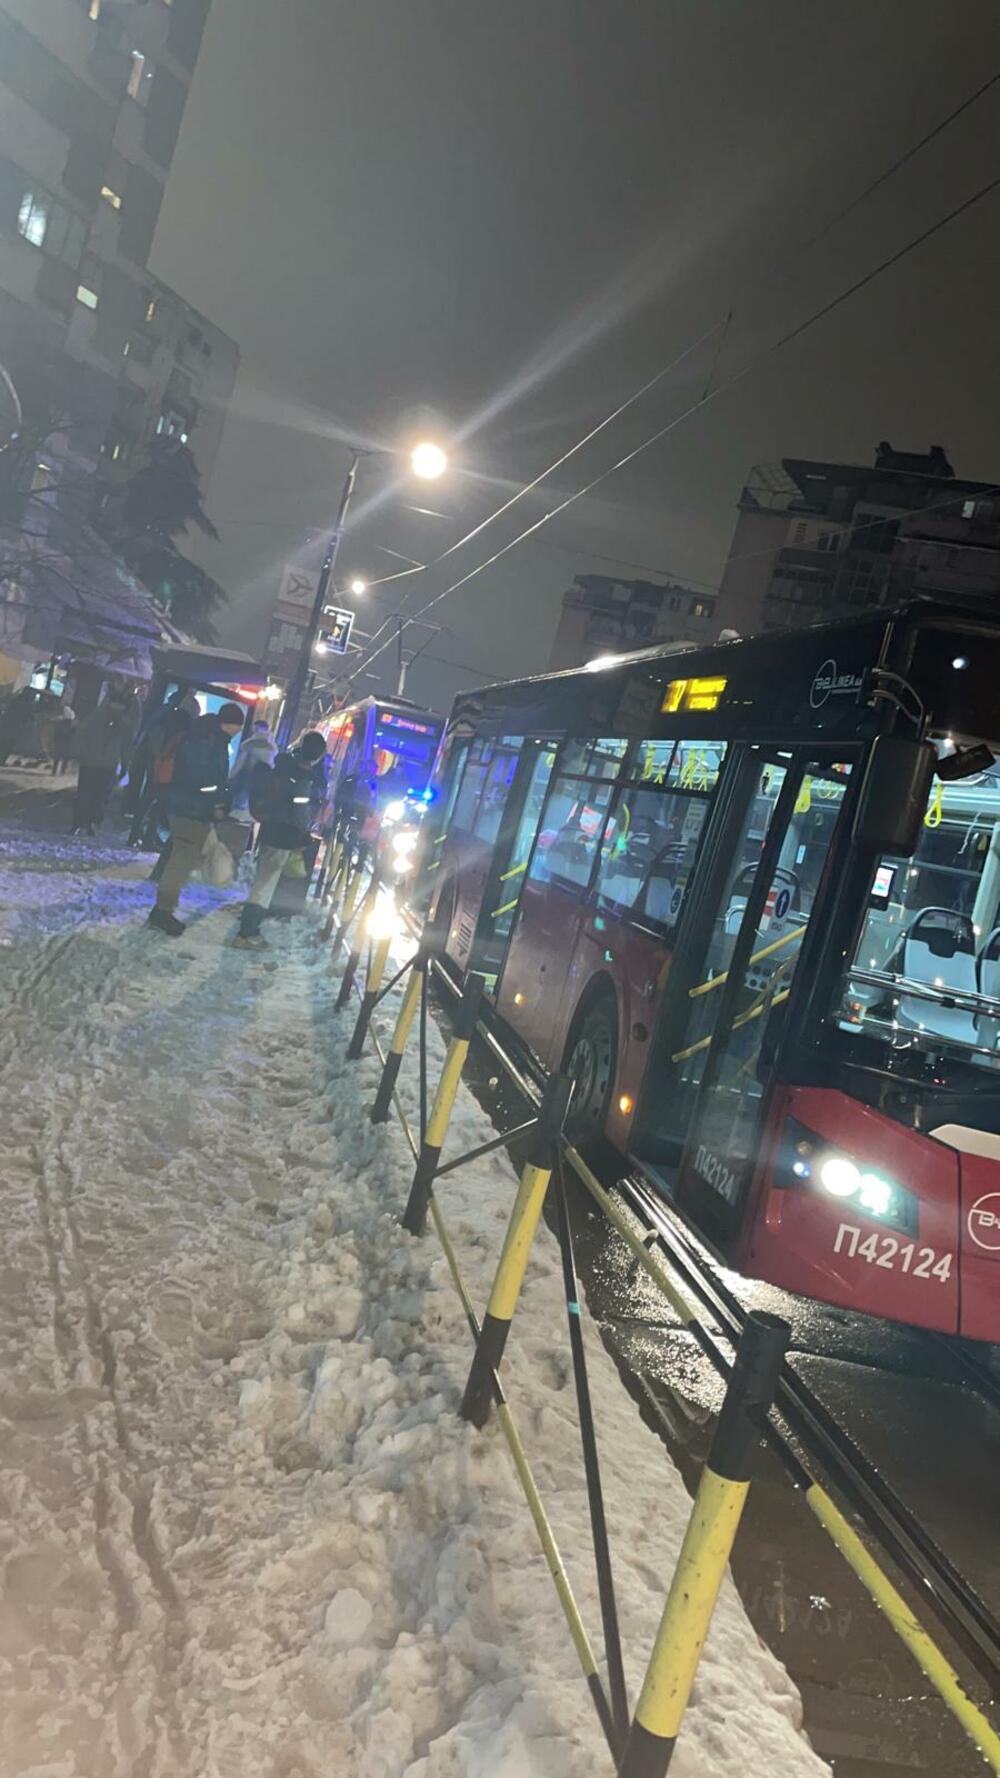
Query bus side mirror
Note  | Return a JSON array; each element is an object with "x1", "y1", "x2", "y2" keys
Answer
[{"x1": 852, "y1": 735, "x2": 936, "y2": 859}]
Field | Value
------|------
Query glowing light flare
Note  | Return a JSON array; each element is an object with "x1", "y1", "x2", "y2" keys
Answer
[
  {"x1": 410, "y1": 441, "x2": 447, "y2": 481},
  {"x1": 819, "y1": 1156, "x2": 860, "y2": 1198}
]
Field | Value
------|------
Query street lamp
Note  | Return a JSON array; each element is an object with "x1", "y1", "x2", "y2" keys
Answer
[
  {"x1": 276, "y1": 438, "x2": 447, "y2": 746},
  {"x1": 349, "y1": 576, "x2": 368, "y2": 596},
  {"x1": 410, "y1": 440, "x2": 447, "y2": 481}
]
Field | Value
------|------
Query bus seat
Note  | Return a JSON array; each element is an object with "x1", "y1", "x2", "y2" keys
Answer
[
  {"x1": 898, "y1": 908, "x2": 978, "y2": 1043},
  {"x1": 644, "y1": 870, "x2": 677, "y2": 924},
  {"x1": 977, "y1": 927, "x2": 1000, "y2": 1049}
]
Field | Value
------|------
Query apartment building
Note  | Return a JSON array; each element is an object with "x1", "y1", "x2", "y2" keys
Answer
[
  {"x1": 0, "y1": 0, "x2": 236, "y2": 485},
  {"x1": 548, "y1": 573, "x2": 716, "y2": 669}
]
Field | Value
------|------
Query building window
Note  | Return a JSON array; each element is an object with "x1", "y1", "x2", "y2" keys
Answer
[
  {"x1": 17, "y1": 191, "x2": 48, "y2": 247},
  {"x1": 145, "y1": 296, "x2": 157, "y2": 322},
  {"x1": 75, "y1": 283, "x2": 99, "y2": 310},
  {"x1": 100, "y1": 184, "x2": 122, "y2": 210},
  {"x1": 126, "y1": 51, "x2": 147, "y2": 100},
  {"x1": 962, "y1": 499, "x2": 976, "y2": 520}
]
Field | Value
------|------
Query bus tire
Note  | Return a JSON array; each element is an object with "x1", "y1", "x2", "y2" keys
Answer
[{"x1": 563, "y1": 988, "x2": 618, "y2": 1147}]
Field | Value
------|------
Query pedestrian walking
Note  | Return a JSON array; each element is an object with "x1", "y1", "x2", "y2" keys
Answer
[
  {"x1": 234, "y1": 731, "x2": 327, "y2": 947},
  {"x1": 228, "y1": 719, "x2": 277, "y2": 817},
  {"x1": 71, "y1": 696, "x2": 132, "y2": 834},
  {"x1": 51, "y1": 703, "x2": 76, "y2": 774},
  {"x1": 128, "y1": 702, "x2": 193, "y2": 847},
  {"x1": 146, "y1": 701, "x2": 245, "y2": 936}
]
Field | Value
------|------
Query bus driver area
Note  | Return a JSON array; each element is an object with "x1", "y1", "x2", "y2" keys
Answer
[{"x1": 423, "y1": 600, "x2": 1000, "y2": 1343}]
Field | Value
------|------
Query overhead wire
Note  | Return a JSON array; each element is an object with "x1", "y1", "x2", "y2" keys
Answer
[
  {"x1": 346, "y1": 164, "x2": 1000, "y2": 687},
  {"x1": 801, "y1": 67, "x2": 1000, "y2": 250}
]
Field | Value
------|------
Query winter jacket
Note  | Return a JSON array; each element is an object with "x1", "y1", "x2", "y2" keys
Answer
[
  {"x1": 229, "y1": 730, "x2": 277, "y2": 814},
  {"x1": 253, "y1": 754, "x2": 317, "y2": 850},
  {"x1": 74, "y1": 704, "x2": 132, "y2": 772},
  {"x1": 168, "y1": 714, "x2": 234, "y2": 821}
]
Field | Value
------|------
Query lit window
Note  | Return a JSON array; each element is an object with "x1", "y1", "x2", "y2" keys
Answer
[
  {"x1": 962, "y1": 499, "x2": 976, "y2": 519},
  {"x1": 88, "y1": 0, "x2": 101, "y2": 18},
  {"x1": 100, "y1": 185, "x2": 123, "y2": 210},
  {"x1": 146, "y1": 298, "x2": 157, "y2": 322},
  {"x1": 17, "y1": 192, "x2": 48, "y2": 248},
  {"x1": 155, "y1": 415, "x2": 165, "y2": 435},
  {"x1": 76, "y1": 284, "x2": 99, "y2": 310},
  {"x1": 127, "y1": 51, "x2": 146, "y2": 99},
  {"x1": 111, "y1": 443, "x2": 122, "y2": 461}
]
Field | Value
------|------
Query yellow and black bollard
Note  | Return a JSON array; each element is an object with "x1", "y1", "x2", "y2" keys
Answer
[
  {"x1": 371, "y1": 955, "x2": 424, "y2": 1121},
  {"x1": 319, "y1": 833, "x2": 343, "y2": 902},
  {"x1": 401, "y1": 971, "x2": 486, "y2": 1235},
  {"x1": 461, "y1": 1072, "x2": 573, "y2": 1427},
  {"x1": 347, "y1": 926, "x2": 393, "y2": 1059},
  {"x1": 335, "y1": 877, "x2": 379, "y2": 1010},
  {"x1": 330, "y1": 851, "x2": 366, "y2": 960},
  {"x1": 619, "y1": 1310, "x2": 789, "y2": 1778}
]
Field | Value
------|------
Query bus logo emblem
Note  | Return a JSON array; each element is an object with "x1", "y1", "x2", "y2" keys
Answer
[
  {"x1": 810, "y1": 658, "x2": 864, "y2": 709},
  {"x1": 967, "y1": 1192, "x2": 1000, "y2": 1250}
]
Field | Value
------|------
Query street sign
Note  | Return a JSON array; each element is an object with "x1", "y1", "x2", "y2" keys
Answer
[{"x1": 320, "y1": 605, "x2": 355, "y2": 655}]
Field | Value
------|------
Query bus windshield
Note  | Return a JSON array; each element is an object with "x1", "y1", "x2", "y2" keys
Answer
[{"x1": 835, "y1": 737, "x2": 1000, "y2": 1075}]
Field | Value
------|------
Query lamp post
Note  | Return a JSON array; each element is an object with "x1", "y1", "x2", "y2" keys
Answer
[{"x1": 276, "y1": 440, "x2": 445, "y2": 747}]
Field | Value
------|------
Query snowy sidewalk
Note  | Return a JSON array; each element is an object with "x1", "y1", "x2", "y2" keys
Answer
[{"x1": 0, "y1": 812, "x2": 829, "y2": 1777}]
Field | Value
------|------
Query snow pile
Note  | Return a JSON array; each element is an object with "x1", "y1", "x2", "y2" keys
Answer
[{"x1": 0, "y1": 816, "x2": 829, "y2": 1777}]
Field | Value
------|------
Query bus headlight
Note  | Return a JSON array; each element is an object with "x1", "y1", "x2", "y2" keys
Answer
[
  {"x1": 391, "y1": 829, "x2": 418, "y2": 856},
  {"x1": 384, "y1": 799, "x2": 406, "y2": 823},
  {"x1": 775, "y1": 1119, "x2": 916, "y2": 1235}
]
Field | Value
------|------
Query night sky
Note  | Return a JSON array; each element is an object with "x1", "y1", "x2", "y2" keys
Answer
[{"x1": 153, "y1": 0, "x2": 1000, "y2": 709}]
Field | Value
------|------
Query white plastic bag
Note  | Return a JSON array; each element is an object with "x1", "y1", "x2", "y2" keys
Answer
[{"x1": 201, "y1": 826, "x2": 235, "y2": 888}]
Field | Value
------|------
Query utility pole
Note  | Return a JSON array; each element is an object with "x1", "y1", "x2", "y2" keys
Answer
[{"x1": 276, "y1": 449, "x2": 361, "y2": 747}]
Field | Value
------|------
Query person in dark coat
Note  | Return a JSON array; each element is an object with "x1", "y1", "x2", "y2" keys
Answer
[
  {"x1": 146, "y1": 701, "x2": 245, "y2": 936},
  {"x1": 234, "y1": 731, "x2": 327, "y2": 946},
  {"x1": 128, "y1": 703, "x2": 193, "y2": 847},
  {"x1": 71, "y1": 697, "x2": 132, "y2": 833}
]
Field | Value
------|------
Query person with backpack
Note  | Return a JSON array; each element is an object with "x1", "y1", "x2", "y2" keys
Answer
[
  {"x1": 146, "y1": 701, "x2": 245, "y2": 936},
  {"x1": 128, "y1": 703, "x2": 193, "y2": 847},
  {"x1": 234, "y1": 731, "x2": 327, "y2": 947}
]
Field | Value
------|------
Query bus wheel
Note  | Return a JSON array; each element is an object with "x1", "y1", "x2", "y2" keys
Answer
[{"x1": 564, "y1": 993, "x2": 617, "y2": 1146}]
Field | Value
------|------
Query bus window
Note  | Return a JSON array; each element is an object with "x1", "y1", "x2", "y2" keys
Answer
[
  {"x1": 836, "y1": 744, "x2": 1000, "y2": 1062},
  {"x1": 471, "y1": 743, "x2": 523, "y2": 845},
  {"x1": 595, "y1": 783, "x2": 710, "y2": 932},
  {"x1": 452, "y1": 738, "x2": 494, "y2": 832},
  {"x1": 487, "y1": 744, "x2": 557, "y2": 946}
]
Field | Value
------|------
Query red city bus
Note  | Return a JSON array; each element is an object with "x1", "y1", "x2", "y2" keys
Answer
[{"x1": 422, "y1": 600, "x2": 1000, "y2": 1340}]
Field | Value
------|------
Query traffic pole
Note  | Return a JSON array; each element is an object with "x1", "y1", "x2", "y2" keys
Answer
[
  {"x1": 460, "y1": 1073, "x2": 573, "y2": 1428},
  {"x1": 619, "y1": 1311, "x2": 789, "y2": 1778},
  {"x1": 347, "y1": 929, "x2": 392, "y2": 1059},
  {"x1": 401, "y1": 972, "x2": 485, "y2": 1236}
]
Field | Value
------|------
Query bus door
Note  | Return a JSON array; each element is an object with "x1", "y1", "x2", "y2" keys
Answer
[
  {"x1": 665, "y1": 754, "x2": 852, "y2": 1242},
  {"x1": 472, "y1": 741, "x2": 557, "y2": 983},
  {"x1": 496, "y1": 739, "x2": 627, "y2": 1065}
]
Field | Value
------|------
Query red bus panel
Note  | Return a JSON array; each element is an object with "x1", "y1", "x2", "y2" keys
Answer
[{"x1": 746, "y1": 1086, "x2": 960, "y2": 1334}]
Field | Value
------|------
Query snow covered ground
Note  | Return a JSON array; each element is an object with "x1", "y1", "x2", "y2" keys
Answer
[{"x1": 0, "y1": 796, "x2": 830, "y2": 1777}]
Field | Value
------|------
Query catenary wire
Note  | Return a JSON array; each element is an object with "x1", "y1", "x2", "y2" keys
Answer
[{"x1": 345, "y1": 166, "x2": 1000, "y2": 686}]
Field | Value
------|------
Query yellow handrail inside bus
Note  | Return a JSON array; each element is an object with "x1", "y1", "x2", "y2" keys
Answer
[
  {"x1": 500, "y1": 860, "x2": 528, "y2": 882},
  {"x1": 491, "y1": 896, "x2": 521, "y2": 918},
  {"x1": 688, "y1": 924, "x2": 804, "y2": 999},
  {"x1": 672, "y1": 987, "x2": 791, "y2": 1063}
]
